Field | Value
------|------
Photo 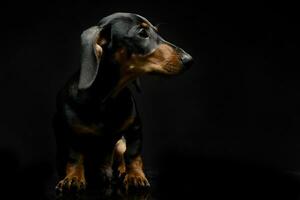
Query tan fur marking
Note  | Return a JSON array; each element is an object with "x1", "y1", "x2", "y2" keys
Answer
[
  {"x1": 141, "y1": 22, "x2": 149, "y2": 28},
  {"x1": 113, "y1": 138, "x2": 126, "y2": 176},
  {"x1": 118, "y1": 116, "x2": 135, "y2": 132},
  {"x1": 127, "y1": 155, "x2": 143, "y2": 172},
  {"x1": 123, "y1": 155, "x2": 150, "y2": 189},
  {"x1": 111, "y1": 44, "x2": 181, "y2": 97},
  {"x1": 71, "y1": 116, "x2": 134, "y2": 136},
  {"x1": 94, "y1": 43, "x2": 102, "y2": 59},
  {"x1": 56, "y1": 154, "x2": 86, "y2": 191},
  {"x1": 71, "y1": 123, "x2": 98, "y2": 135},
  {"x1": 115, "y1": 44, "x2": 181, "y2": 76},
  {"x1": 65, "y1": 155, "x2": 84, "y2": 176}
]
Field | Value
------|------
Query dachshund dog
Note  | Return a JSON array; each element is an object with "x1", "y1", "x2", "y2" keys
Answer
[{"x1": 54, "y1": 12, "x2": 193, "y2": 193}]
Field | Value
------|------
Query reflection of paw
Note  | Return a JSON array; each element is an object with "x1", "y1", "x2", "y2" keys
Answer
[
  {"x1": 123, "y1": 170, "x2": 150, "y2": 190},
  {"x1": 99, "y1": 166, "x2": 113, "y2": 184},
  {"x1": 55, "y1": 175, "x2": 86, "y2": 193}
]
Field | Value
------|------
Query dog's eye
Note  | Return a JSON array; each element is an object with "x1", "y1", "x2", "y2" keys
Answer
[{"x1": 137, "y1": 28, "x2": 149, "y2": 39}]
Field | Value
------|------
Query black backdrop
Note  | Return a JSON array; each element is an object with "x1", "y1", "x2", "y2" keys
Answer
[{"x1": 1, "y1": 1, "x2": 300, "y2": 199}]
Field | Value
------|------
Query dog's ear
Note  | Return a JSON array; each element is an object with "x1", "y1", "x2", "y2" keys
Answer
[{"x1": 78, "y1": 26, "x2": 106, "y2": 89}]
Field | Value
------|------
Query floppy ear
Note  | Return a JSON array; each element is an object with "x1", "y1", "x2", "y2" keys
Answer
[{"x1": 78, "y1": 26, "x2": 105, "y2": 89}]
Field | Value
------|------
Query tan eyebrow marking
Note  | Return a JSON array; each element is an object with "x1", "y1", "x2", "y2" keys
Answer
[
  {"x1": 141, "y1": 22, "x2": 158, "y2": 32},
  {"x1": 141, "y1": 22, "x2": 149, "y2": 28}
]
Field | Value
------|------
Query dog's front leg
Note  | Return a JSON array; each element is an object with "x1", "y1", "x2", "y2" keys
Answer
[
  {"x1": 97, "y1": 148, "x2": 114, "y2": 185},
  {"x1": 123, "y1": 124, "x2": 150, "y2": 190},
  {"x1": 56, "y1": 150, "x2": 86, "y2": 192}
]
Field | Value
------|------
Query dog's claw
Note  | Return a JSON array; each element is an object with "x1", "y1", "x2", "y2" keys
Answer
[
  {"x1": 56, "y1": 176, "x2": 86, "y2": 193},
  {"x1": 123, "y1": 170, "x2": 150, "y2": 191},
  {"x1": 55, "y1": 183, "x2": 63, "y2": 193}
]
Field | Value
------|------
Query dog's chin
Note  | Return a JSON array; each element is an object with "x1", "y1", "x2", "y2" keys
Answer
[
  {"x1": 147, "y1": 70, "x2": 184, "y2": 78},
  {"x1": 159, "y1": 65, "x2": 186, "y2": 76}
]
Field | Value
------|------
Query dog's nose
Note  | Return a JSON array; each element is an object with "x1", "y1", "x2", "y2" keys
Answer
[{"x1": 181, "y1": 52, "x2": 193, "y2": 70}]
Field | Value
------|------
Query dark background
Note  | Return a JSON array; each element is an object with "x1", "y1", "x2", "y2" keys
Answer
[{"x1": 1, "y1": 0, "x2": 300, "y2": 199}]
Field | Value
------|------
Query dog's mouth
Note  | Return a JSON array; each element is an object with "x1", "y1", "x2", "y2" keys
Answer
[
  {"x1": 163, "y1": 63, "x2": 182, "y2": 74},
  {"x1": 148, "y1": 53, "x2": 193, "y2": 76}
]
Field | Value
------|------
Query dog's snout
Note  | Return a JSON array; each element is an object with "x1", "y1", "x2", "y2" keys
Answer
[{"x1": 181, "y1": 52, "x2": 193, "y2": 70}]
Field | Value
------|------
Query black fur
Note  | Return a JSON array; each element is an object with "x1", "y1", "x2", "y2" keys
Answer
[{"x1": 53, "y1": 12, "x2": 193, "y2": 193}]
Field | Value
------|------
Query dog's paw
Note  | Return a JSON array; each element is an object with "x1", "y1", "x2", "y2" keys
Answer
[
  {"x1": 117, "y1": 164, "x2": 126, "y2": 178},
  {"x1": 56, "y1": 175, "x2": 86, "y2": 193},
  {"x1": 123, "y1": 170, "x2": 150, "y2": 191}
]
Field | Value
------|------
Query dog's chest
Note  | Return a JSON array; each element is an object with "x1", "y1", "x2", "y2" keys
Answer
[{"x1": 67, "y1": 94, "x2": 135, "y2": 138}]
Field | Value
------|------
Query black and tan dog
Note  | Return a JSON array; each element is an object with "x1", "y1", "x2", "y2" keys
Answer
[{"x1": 54, "y1": 12, "x2": 193, "y2": 193}]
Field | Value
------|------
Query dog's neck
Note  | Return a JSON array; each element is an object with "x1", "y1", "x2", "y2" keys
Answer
[
  {"x1": 76, "y1": 82, "x2": 131, "y2": 108},
  {"x1": 77, "y1": 62, "x2": 132, "y2": 105}
]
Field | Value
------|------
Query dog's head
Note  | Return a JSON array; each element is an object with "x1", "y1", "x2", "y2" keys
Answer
[{"x1": 78, "y1": 12, "x2": 193, "y2": 97}]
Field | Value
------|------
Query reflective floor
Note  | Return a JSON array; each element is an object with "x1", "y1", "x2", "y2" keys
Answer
[
  {"x1": 53, "y1": 171, "x2": 158, "y2": 200},
  {"x1": 3, "y1": 155, "x2": 300, "y2": 200},
  {"x1": 54, "y1": 187, "x2": 153, "y2": 200}
]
